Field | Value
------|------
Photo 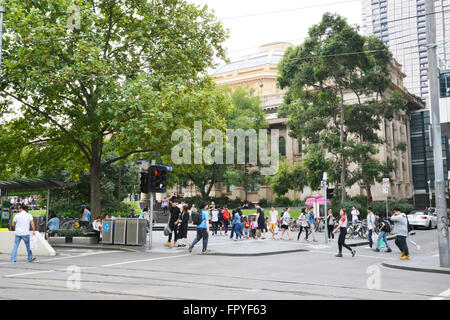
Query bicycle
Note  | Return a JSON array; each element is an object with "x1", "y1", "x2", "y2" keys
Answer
[{"x1": 346, "y1": 221, "x2": 367, "y2": 239}]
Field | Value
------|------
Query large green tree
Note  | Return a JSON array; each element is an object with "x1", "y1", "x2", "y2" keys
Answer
[
  {"x1": 0, "y1": 0, "x2": 230, "y2": 216},
  {"x1": 277, "y1": 13, "x2": 407, "y2": 203}
]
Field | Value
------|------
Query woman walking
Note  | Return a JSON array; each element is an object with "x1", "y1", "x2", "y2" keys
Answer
[
  {"x1": 176, "y1": 205, "x2": 190, "y2": 247},
  {"x1": 332, "y1": 208, "x2": 356, "y2": 258},
  {"x1": 297, "y1": 209, "x2": 308, "y2": 241},
  {"x1": 280, "y1": 207, "x2": 293, "y2": 240},
  {"x1": 327, "y1": 208, "x2": 335, "y2": 241}
]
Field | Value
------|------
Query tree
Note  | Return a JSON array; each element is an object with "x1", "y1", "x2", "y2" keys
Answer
[
  {"x1": 277, "y1": 13, "x2": 406, "y2": 204},
  {"x1": 0, "y1": 0, "x2": 230, "y2": 216}
]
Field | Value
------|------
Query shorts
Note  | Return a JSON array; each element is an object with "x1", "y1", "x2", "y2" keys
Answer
[
  {"x1": 269, "y1": 223, "x2": 277, "y2": 231},
  {"x1": 281, "y1": 225, "x2": 289, "y2": 230},
  {"x1": 257, "y1": 222, "x2": 266, "y2": 230}
]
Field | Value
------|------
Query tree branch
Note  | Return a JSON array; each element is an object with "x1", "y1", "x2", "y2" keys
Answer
[{"x1": 102, "y1": 148, "x2": 153, "y2": 168}]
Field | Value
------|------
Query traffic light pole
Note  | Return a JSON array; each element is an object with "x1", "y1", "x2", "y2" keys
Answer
[
  {"x1": 148, "y1": 159, "x2": 156, "y2": 250},
  {"x1": 323, "y1": 172, "x2": 328, "y2": 244}
]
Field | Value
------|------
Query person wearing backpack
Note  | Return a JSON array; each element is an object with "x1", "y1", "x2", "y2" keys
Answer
[
  {"x1": 390, "y1": 208, "x2": 410, "y2": 260},
  {"x1": 189, "y1": 203, "x2": 211, "y2": 254},
  {"x1": 374, "y1": 213, "x2": 392, "y2": 252}
]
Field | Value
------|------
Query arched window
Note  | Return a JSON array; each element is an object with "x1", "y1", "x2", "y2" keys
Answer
[
  {"x1": 298, "y1": 138, "x2": 302, "y2": 154},
  {"x1": 279, "y1": 136, "x2": 286, "y2": 157}
]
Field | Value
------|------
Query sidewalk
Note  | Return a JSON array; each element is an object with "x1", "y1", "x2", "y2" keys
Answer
[{"x1": 381, "y1": 253, "x2": 450, "y2": 275}]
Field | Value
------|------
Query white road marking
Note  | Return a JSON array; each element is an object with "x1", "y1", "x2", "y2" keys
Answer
[
  {"x1": 0, "y1": 250, "x2": 121, "y2": 265},
  {"x1": 4, "y1": 270, "x2": 55, "y2": 278},
  {"x1": 430, "y1": 288, "x2": 450, "y2": 300},
  {"x1": 102, "y1": 254, "x2": 191, "y2": 267}
]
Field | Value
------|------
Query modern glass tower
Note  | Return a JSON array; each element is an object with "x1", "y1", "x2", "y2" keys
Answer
[{"x1": 362, "y1": 0, "x2": 450, "y2": 101}]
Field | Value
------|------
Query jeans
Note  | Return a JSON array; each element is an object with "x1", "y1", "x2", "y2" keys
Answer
[
  {"x1": 191, "y1": 228, "x2": 209, "y2": 252},
  {"x1": 395, "y1": 235, "x2": 409, "y2": 256},
  {"x1": 223, "y1": 221, "x2": 229, "y2": 233},
  {"x1": 11, "y1": 235, "x2": 33, "y2": 262},
  {"x1": 368, "y1": 229, "x2": 373, "y2": 248},
  {"x1": 232, "y1": 224, "x2": 243, "y2": 239},
  {"x1": 376, "y1": 231, "x2": 391, "y2": 250}
]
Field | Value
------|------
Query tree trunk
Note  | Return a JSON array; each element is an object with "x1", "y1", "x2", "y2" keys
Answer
[
  {"x1": 90, "y1": 138, "x2": 103, "y2": 218},
  {"x1": 366, "y1": 181, "x2": 373, "y2": 204},
  {"x1": 117, "y1": 164, "x2": 122, "y2": 202}
]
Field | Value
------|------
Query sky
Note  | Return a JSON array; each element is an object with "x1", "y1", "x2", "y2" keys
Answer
[{"x1": 190, "y1": 0, "x2": 363, "y2": 64}]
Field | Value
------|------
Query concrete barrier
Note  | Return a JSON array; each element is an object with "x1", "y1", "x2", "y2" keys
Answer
[{"x1": 0, "y1": 231, "x2": 56, "y2": 257}]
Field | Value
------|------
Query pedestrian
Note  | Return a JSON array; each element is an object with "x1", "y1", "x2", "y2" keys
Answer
[
  {"x1": 374, "y1": 213, "x2": 392, "y2": 252},
  {"x1": 128, "y1": 209, "x2": 137, "y2": 218},
  {"x1": 307, "y1": 207, "x2": 317, "y2": 242},
  {"x1": 210, "y1": 204, "x2": 220, "y2": 235},
  {"x1": 390, "y1": 208, "x2": 410, "y2": 260},
  {"x1": 279, "y1": 207, "x2": 293, "y2": 240},
  {"x1": 243, "y1": 216, "x2": 250, "y2": 239},
  {"x1": 189, "y1": 203, "x2": 211, "y2": 254},
  {"x1": 350, "y1": 206, "x2": 360, "y2": 224},
  {"x1": 326, "y1": 208, "x2": 335, "y2": 241},
  {"x1": 176, "y1": 205, "x2": 190, "y2": 247},
  {"x1": 230, "y1": 205, "x2": 242, "y2": 239},
  {"x1": 222, "y1": 206, "x2": 230, "y2": 235},
  {"x1": 164, "y1": 199, "x2": 181, "y2": 247},
  {"x1": 79, "y1": 204, "x2": 91, "y2": 229},
  {"x1": 250, "y1": 216, "x2": 258, "y2": 239},
  {"x1": 46, "y1": 211, "x2": 60, "y2": 240},
  {"x1": 255, "y1": 204, "x2": 267, "y2": 239},
  {"x1": 217, "y1": 206, "x2": 224, "y2": 235},
  {"x1": 297, "y1": 209, "x2": 309, "y2": 241},
  {"x1": 162, "y1": 197, "x2": 169, "y2": 215},
  {"x1": 366, "y1": 207, "x2": 376, "y2": 249},
  {"x1": 92, "y1": 216, "x2": 103, "y2": 244},
  {"x1": 11, "y1": 204, "x2": 36, "y2": 263},
  {"x1": 332, "y1": 208, "x2": 356, "y2": 258},
  {"x1": 231, "y1": 209, "x2": 243, "y2": 240},
  {"x1": 268, "y1": 206, "x2": 278, "y2": 239}
]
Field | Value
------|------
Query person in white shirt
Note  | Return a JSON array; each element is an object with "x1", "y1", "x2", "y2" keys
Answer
[
  {"x1": 268, "y1": 207, "x2": 278, "y2": 239},
  {"x1": 366, "y1": 207, "x2": 376, "y2": 249},
  {"x1": 11, "y1": 204, "x2": 36, "y2": 263},
  {"x1": 92, "y1": 216, "x2": 103, "y2": 244},
  {"x1": 279, "y1": 207, "x2": 293, "y2": 240},
  {"x1": 350, "y1": 206, "x2": 360, "y2": 224}
]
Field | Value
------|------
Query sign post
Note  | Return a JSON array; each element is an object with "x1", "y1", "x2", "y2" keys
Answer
[
  {"x1": 383, "y1": 178, "x2": 389, "y2": 218},
  {"x1": 322, "y1": 172, "x2": 328, "y2": 244}
]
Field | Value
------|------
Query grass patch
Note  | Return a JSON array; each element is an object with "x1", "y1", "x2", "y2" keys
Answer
[
  {"x1": 241, "y1": 209, "x2": 302, "y2": 219},
  {"x1": 29, "y1": 210, "x2": 47, "y2": 217}
]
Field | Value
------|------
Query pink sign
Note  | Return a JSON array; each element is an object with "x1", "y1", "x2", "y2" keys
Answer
[{"x1": 305, "y1": 197, "x2": 331, "y2": 206}]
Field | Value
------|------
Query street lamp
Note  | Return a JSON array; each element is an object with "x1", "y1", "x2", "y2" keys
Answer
[{"x1": 427, "y1": 180, "x2": 432, "y2": 208}]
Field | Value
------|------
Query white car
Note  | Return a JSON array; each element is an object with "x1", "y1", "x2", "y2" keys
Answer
[{"x1": 407, "y1": 210, "x2": 438, "y2": 229}]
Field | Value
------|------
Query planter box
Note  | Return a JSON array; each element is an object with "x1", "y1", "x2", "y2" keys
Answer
[
  {"x1": 72, "y1": 237, "x2": 98, "y2": 245},
  {"x1": 48, "y1": 237, "x2": 66, "y2": 245}
]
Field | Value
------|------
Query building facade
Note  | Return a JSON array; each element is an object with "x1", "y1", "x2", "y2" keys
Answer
[
  {"x1": 160, "y1": 42, "x2": 425, "y2": 203},
  {"x1": 361, "y1": 0, "x2": 450, "y2": 101}
]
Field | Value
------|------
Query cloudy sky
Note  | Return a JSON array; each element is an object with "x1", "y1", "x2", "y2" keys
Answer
[{"x1": 190, "y1": 0, "x2": 363, "y2": 62}]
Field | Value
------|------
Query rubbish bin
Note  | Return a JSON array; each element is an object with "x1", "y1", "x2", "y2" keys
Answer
[
  {"x1": 102, "y1": 219, "x2": 114, "y2": 244},
  {"x1": 126, "y1": 218, "x2": 147, "y2": 246},
  {"x1": 113, "y1": 218, "x2": 127, "y2": 245}
]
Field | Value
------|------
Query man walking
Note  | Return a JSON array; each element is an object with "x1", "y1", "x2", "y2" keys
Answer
[
  {"x1": 11, "y1": 204, "x2": 36, "y2": 263},
  {"x1": 390, "y1": 208, "x2": 410, "y2": 260},
  {"x1": 374, "y1": 213, "x2": 392, "y2": 252},
  {"x1": 366, "y1": 207, "x2": 376, "y2": 249},
  {"x1": 189, "y1": 203, "x2": 211, "y2": 254},
  {"x1": 350, "y1": 206, "x2": 360, "y2": 224},
  {"x1": 165, "y1": 199, "x2": 181, "y2": 247},
  {"x1": 268, "y1": 207, "x2": 278, "y2": 239},
  {"x1": 255, "y1": 204, "x2": 266, "y2": 239}
]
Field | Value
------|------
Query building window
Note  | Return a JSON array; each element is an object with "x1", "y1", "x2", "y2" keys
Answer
[
  {"x1": 227, "y1": 184, "x2": 235, "y2": 193},
  {"x1": 279, "y1": 137, "x2": 286, "y2": 157},
  {"x1": 440, "y1": 73, "x2": 450, "y2": 98},
  {"x1": 297, "y1": 138, "x2": 302, "y2": 154}
]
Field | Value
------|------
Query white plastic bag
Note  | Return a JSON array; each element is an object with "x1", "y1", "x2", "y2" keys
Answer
[{"x1": 30, "y1": 236, "x2": 38, "y2": 250}]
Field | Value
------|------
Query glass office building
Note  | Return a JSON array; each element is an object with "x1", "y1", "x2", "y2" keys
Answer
[{"x1": 362, "y1": 0, "x2": 450, "y2": 101}]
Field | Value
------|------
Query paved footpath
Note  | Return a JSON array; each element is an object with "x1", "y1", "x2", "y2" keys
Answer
[{"x1": 0, "y1": 228, "x2": 449, "y2": 300}]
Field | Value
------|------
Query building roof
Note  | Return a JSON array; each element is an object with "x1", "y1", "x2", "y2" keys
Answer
[
  {"x1": 0, "y1": 178, "x2": 74, "y2": 193},
  {"x1": 213, "y1": 49, "x2": 285, "y2": 76}
]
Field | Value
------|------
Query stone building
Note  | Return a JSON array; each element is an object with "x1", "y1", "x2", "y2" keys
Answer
[{"x1": 161, "y1": 42, "x2": 425, "y2": 203}]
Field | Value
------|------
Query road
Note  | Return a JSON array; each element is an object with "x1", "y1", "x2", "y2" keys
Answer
[{"x1": 0, "y1": 228, "x2": 449, "y2": 300}]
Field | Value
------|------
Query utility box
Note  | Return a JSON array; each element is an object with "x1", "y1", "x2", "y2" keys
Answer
[
  {"x1": 126, "y1": 218, "x2": 147, "y2": 246},
  {"x1": 113, "y1": 218, "x2": 127, "y2": 245},
  {"x1": 102, "y1": 219, "x2": 114, "y2": 244}
]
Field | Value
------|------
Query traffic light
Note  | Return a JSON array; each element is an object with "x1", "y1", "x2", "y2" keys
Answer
[
  {"x1": 326, "y1": 188, "x2": 334, "y2": 199},
  {"x1": 149, "y1": 165, "x2": 168, "y2": 193},
  {"x1": 140, "y1": 172, "x2": 150, "y2": 193}
]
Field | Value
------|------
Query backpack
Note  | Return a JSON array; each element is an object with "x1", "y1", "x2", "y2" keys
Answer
[
  {"x1": 244, "y1": 221, "x2": 250, "y2": 228},
  {"x1": 382, "y1": 220, "x2": 391, "y2": 233},
  {"x1": 406, "y1": 215, "x2": 413, "y2": 232},
  {"x1": 192, "y1": 210, "x2": 203, "y2": 225},
  {"x1": 223, "y1": 211, "x2": 230, "y2": 221}
]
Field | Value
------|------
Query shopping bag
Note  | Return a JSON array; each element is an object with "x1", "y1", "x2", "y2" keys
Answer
[
  {"x1": 379, "y1": 237, "x2": 386, "y2": 249},
  {"x1": 30, "y1": 236, "x2": 38, "y2": 250},
  {"x1": 274, "y1": 226, "x2": 279, "y2": 234}
]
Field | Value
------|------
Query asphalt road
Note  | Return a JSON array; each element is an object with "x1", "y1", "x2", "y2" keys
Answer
[{"x1": 0, "y1": 229, "x2": 449, "y2": 300}]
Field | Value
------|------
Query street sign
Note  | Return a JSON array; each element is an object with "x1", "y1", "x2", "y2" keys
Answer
[
  {"x1": 383, "y1": 186, "x2": 389, "y2": 194},
  {"x1": 104, "y1": 222, "x2": 111, "y2": 233},
  {"x1": 382, "y1": 178, "x2": 389, "y2": 187}
]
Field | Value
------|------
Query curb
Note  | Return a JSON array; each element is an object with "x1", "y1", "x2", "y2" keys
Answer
[
  {"x1": 381, "y1": 261, "x2": 450, "y2": 275},
  {"x1": 51, "y1": 244, "x2": 141, "y2": 252},
  {"x1": 348, "y1": 232, "x2": 415, "y2": 247},
  {"x1": 208, "y1": 248, "x2": 309, "y2": 257}
]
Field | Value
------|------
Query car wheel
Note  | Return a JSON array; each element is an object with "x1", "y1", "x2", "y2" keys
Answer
[{"x1": 428, "y1": 221, "x2": 432, "y2": 230}]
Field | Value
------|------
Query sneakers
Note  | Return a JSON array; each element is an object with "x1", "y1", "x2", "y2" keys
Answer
[
  {"x1": 188, "y1": 244, "x2": 193, "y2": 253},
  {"x1": 400, "y1": 251, "x2": 405, "y2": 257},
  {"x1": 201, "y1": 250, "x2": 211, "y2": 255},
  {"x1": 173, "y1": 241, "x2": 177, "y2": 247},
  {"x1": 351, "y1": 250, "x2": 356, "y2": 257},
  {"x1": 164, "y1": 241, "x2": 171, "y2": 247},
  {"x1": 335, "y1": 253, "x2": 343, "y2": 257},
  {"x1": 400, "y1": 255, "x2": 410, "y2": 260},
  {"x1": 386, "y1": 248, "x2": 392, "y2": 253},
  {"x1": 28, "y1": 257, "x2": 36, "y2": 263},
  {"x1": 374, "y1": 248, "x2": 380, "y2": 252},
  {"x1": 416, "y1": 245, "x2": 421, "y2": 251}
]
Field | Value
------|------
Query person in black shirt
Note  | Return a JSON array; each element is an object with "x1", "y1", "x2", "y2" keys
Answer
[
  {"x1": 165, "y1": 199, "x2": 181, "y2": 247},
  {"x1": 176, "y1": 205, "x2": 190, "y2": 247},
  {"x1": 255, "y1": 204, "x2": 267, "y2": 239}
]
